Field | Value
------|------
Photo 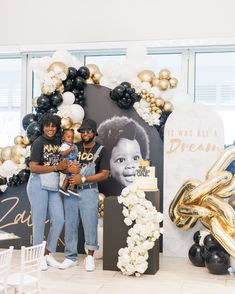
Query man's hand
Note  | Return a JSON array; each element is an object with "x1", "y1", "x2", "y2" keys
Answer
[{"x1": 69, "y1": 174, "x2": 82, "y2": 185}]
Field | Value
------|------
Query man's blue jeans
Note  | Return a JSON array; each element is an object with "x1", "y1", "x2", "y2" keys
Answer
[
  {"x1": 27, "y1": 173, "x2": 64, "y2": 252},
  {"x1": 63, "y1": 188, "x2": 99, "y2": 261}
]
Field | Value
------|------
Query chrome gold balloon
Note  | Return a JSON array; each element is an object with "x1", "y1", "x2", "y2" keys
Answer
[
  {"x1": 14, "y1": 135, "x2": 23, "y2": 145},
  {"x1": 158, "y1": 79, "x2": 170, "y2": 91},
  {"x1": 61, "y1": 117, "x2": 73, "y2": 129},
  {"x1": 1, "y1": 146, "x2": 12, "y2": 161},
  {"x1": 169, "y1": 146, "x2": 235, "y2": 258},
  {"x1": 138, "y1": 70, "x2": 155, "y2": 83},
  {"x1": 48, "y1": 61, "x2": 69, "y2": 76},
  {"x1": 159, "y1": 69, "x2": 171, "y2": 80},
  {"x1": 169, "y1": 77, "x2": 178, "y2": 88},
  {"x1": 86, "y1": 64, "x2": 100, "y2": 77}
]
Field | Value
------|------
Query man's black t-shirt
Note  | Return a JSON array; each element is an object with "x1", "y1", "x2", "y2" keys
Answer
[
  {"x1": 76, "y1": 141, "x2": 109, "y2": 173},
  {"x1": 30, "y1": 135, "x2": 61, "y2": 166}
]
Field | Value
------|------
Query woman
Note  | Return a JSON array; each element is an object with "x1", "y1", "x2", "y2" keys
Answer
[
  {"x1": 27, "y1": 113, "x2": 68, "y2": 270},
  {"x1": 97, "y1": 116, "x2": 150, "y2": 196}
]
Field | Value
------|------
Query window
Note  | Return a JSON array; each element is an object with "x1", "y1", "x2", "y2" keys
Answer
[
  {"x1": 195, "y1": 51, "x2": 235, "y2": 144},
  {"x1": 148, "y1": 53, "x2": 182, "y2": 76},
  {"x1": 0, "y1": 58, "x2": 21, "y2": 147}
]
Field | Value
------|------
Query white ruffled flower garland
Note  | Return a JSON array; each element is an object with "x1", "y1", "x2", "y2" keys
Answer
[{"x1": 117, "y1": 184, "x2": 163, "y2": 276}]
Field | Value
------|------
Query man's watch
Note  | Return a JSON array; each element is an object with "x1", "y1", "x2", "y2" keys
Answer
[{"x1": 81, "y1": 176, "x2": 86, "y2": 184}]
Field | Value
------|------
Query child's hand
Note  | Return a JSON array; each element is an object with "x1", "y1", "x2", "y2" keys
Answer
[{"x1": 70, "y1": 145, "x2": 76, "y2": 151}]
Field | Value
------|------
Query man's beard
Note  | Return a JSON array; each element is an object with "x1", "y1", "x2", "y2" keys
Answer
[{"x1": 81, "y1": 135, "x2": 95, "y2": 144}]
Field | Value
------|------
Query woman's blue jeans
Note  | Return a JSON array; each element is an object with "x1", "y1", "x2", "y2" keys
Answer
[
  {"x1": 63, "y1": 188, "x2": 99, "y2": 261},
  {"x1": 27, "y1": 174, "x2": 64, "y2": 252}
]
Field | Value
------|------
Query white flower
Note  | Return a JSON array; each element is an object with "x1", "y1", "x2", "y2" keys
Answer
[
  {"x1": 124, "y1": 218, "x2": 132, "y2": 226},
  {"x1": 117, "y1": 185, "x2": 163, "y2": 276}
]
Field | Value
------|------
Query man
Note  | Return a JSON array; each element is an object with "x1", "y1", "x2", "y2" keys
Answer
[{"x1": 59, "y1": 118, "x2": 109, "y2": 271}]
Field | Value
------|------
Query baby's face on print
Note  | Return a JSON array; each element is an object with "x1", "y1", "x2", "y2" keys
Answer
[{"x1": 110, "y1": 138, "x2": 142, "y2": 187}]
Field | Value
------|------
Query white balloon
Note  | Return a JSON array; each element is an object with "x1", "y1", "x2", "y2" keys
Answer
[
  {"x1": 62, "y1": 92, "x2": 75, "y2": 106},
  {"x1": 70, "y1": 56, "x2": 82, "y2": 69},
  {"x1": 140, "y1": 82, "x2": 151, "y2": 92},
  {"x1": 52, "y1": 50, "x2": 72, "y2": 66},
  {"x1": 1, "y1": 160, "x2": 18, "y2": 178},
  {"x1": 150, "y1": 86, "x2": 161, "y2": 97},
  {"x1": 70, "y1": 104, "x2": 85, "y2": 123}
]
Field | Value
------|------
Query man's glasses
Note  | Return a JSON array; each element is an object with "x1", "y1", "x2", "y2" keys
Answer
[{"x1": 80, "y1": 129, "x2": 94, "y2": 134}]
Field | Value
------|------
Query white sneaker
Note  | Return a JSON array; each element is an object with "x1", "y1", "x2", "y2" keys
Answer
[
  {"x1": 59, "y1": 258, "x2": 77, "y2": 270},
  {"x1": 41, "y1": 256, "x2": 48, "y2": 271},
  {"x1": 46, "y1": 254, "x2": 61, "y2": 268},
  {"x1": 85, "y1": 255, "x2": 95, "y2": 272}
]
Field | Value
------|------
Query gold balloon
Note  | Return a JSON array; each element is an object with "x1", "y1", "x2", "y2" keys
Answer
[
  {"x1": 206, "y1": 146, "x2": 235, "y2": 179},
  {"x1": 228, "y1": 196, "x2": 235, "y2": 209},
  {"x1": 93, "y1": 72, "x2": 103, "y2": 84},
  {"x1": 47, "y1": 61, "x2": 69, "y2": 76},
  {"x1": 158, "y1": 79, "x2": 170, "y2": 91},
  {"x1": 32, "y1": 97, "x2": 38, "y2": 108},
  {"x1": 86, "y1": 64, "x2": 100, "y2": 77},
  {"x1": 14, "y1": 135, "x2": 24, "y2": 145},
  {"x1": 11, "y1": 145, "x2": 24, "y2": 157},
  {"x1": 22, "y1": 136, "x2": 30, "y2": 146},
  {"x1": 41, "y1": 85, "x2": 52, "y2": 95},
  {"x1": 57, "y1": 84, "x2": 65, "y2": 94},
  {"x1": 11, "y1": 154, "x2": 21, "y2": 164},
  {"x1": 70, "y1": 123, "x2": 81, "y2": 143},
  {"x1": 61, "y1": 117, "x2": 73, "y2": 129},
  {"x1": 1, "y1": 146, "x2": 12, "y2": 161},
  {"x1": 169, "y1": 145, "x2": 235, "y2": 258},
  {"x1": 184, "y1": 171, "x2": 232, "y2": 204},
  {"x1": 163, "y1": 101, "x2": 173, "y2": 112},
  {"x1": 52, "y1": 76, "x2": 63, "y2": 89},
  {"x1": 155, "y1": 97, "x2": 165, "y2": 108},
  {"x1": 169, "y1": 77, "x2": 178, "y2": 88},
  {"x1": 159, "y1": 69, "x2": 171, "y2": 80},
  {"x1": 138, "y1": 70, "x2": 156, "y2": 83},
  {"x1": 86, "y1": 77, "x2": 95, "y2": 84}
]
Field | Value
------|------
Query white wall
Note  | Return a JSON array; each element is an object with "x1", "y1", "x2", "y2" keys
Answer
[{"x1": 0, "y1": 0, "x2": 235, "y2": 47}]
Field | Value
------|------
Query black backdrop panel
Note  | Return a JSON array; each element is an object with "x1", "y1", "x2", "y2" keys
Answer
[{"x1": 84, "y1": 84, "x2": 163, "y2": 204}]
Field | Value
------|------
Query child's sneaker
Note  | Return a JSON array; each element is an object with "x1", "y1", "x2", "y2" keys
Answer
[
  {"x1": 59, "y1": 187, "x2": 70, "y2": 196},
  {"x1": 67, "y1": 188, "x2": 80, "y2": 196}
]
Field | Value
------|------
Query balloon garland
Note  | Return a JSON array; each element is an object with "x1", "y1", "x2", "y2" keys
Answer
[{"x1": 0, "y1": 49, "x2": 179, "y2": 194}]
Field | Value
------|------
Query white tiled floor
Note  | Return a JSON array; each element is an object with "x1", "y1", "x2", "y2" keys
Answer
[{"x1": 8, "y1": 251, "x2": 235, "y2": 294}]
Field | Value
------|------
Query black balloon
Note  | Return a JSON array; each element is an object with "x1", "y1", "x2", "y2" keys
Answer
[
  {"x1": 113, "y1": 85, "x2": 125, "y2": 97},
  {"x1": 188, "y1": 243, "x2": 205, "y2": 267},
  {"x1": 204, "y1": 234, "x2": 220, "y2": 251},
  {"x1": 75, "y1": 76, "x2": 86, "y2": 90},
  {"x1": 205, "y1": 251, "x2": 230, "y2": 274},
  {"x1": 200, "y1": 246, "x2": 211, "y2": 261},
  {"x1": 26, "y1": 121, "x2": 42, "y2": 143},
  {"x1": 68, "y1": 67, "x2": 78, "y2": 79},
  {"x1": 63, "y1": 79, "x2": 74, "y2": 92},
  {"x1": 51, "y1": 93, "x2": 63, "y2": 107},
  {"x1": 22, "y1": 113, "x2": 37, "y2": 130},
  {"x1": 18, "y1": 169, "x2": 30, "y2": 183},
  {"x1": 37, "y1": 95, "x2": 51, "y2": 111},
  {"x1": 193, "y1": 231, "x2": 201, "y2": 244},
  {"x1": 0, "y1": 177, "x2": 7, "y2": 185},
  {"x1": 48, "y1": 107, "x2": 58, "y2": 114},
  {"x1": 72, "y1": 88, "x2": 80, "y2": 98},
  {"x1": 77, "y1": 66, "x2": 90, "y2": 79},
  {"x1": 121, "y1": 81, "x2": 131, "y2": 88}
]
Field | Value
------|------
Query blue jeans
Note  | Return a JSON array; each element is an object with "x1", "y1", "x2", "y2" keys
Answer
[
  {"x1": 27, "y1": 173, "x2": 64, "y2": 252},
  {"x1": 63, "y1": 188, "x2": 99, "y2": 261}
]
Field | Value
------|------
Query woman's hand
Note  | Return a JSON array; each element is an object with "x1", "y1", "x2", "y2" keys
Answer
[{"x1": 69, "y1": 174, "x2": 82, "y2": 185}]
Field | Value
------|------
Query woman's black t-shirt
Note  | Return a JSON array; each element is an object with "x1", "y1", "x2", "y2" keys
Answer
[{"x1": 30, "y1": 135, "x2": 61, "y2": 166}]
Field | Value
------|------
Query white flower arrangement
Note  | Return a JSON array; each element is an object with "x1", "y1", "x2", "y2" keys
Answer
[
  {"x1": 133, "y1": 101, "x2": 160, "y2": 126},
  {"x1": 117, "y1": 184, "x2": 163, "y2": 276}
]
